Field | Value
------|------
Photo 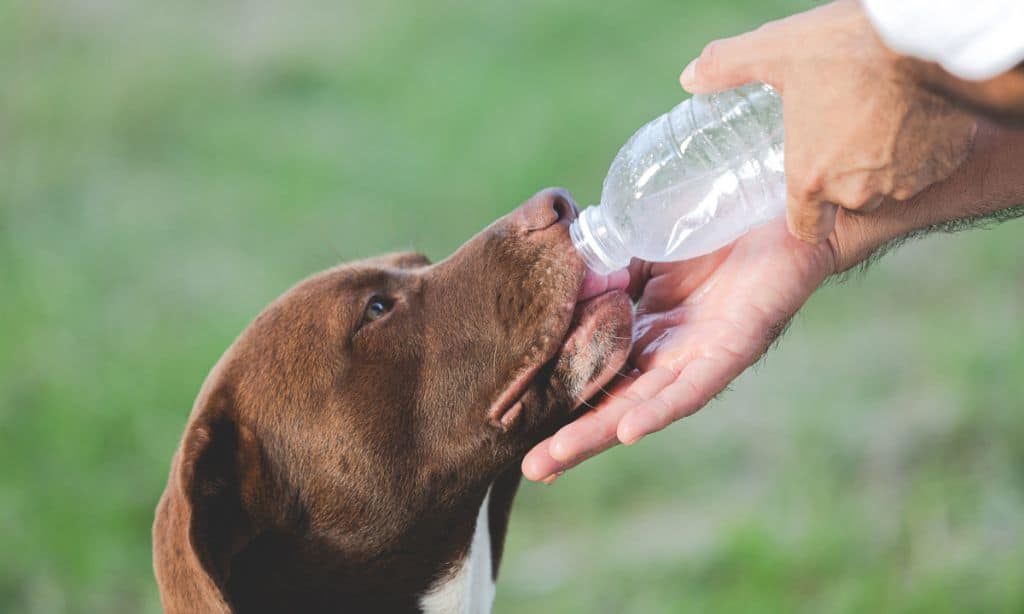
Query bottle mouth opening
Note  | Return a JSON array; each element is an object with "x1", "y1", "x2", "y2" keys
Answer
[{"x1": 570, "y1": 207, "x2": 626, "y2": 275}]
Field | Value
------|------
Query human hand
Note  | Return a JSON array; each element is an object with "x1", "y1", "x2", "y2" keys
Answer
[
  {"x1": 522, "y1": 219, "x2": 835, "y2": 482},
  {"x1": 679, "y1": 0, "x2": 977, "y2": 243},
  {"x1": 522, "y1": 122, "x2": 1023, "y2": 484}
]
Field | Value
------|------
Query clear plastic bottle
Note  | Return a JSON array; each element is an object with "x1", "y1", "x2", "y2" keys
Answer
[{"x1": 570, "y1": 83, "x2": 785, "y2": 274}]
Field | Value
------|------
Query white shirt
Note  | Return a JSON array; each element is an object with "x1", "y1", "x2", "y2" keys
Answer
[{"x1": 861, "y1": 0, "x2": 1024, "y2": 80}]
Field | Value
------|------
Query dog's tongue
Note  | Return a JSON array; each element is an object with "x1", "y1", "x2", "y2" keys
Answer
[{"x1": 578, "y1": 267, "x2": 630, "y2": 302}]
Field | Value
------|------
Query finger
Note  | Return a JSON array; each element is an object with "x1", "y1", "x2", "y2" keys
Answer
[
  {"x1": 626, "y1": 258, "x2": 652, "y2": 301},
  {"x1": 858, "y1": 193, "x2": 884, "y2": 213},
  {"x1": 522, "y1": 374, "x2": 644, "y2": 481},
  {"x1": 822, "y1": 170, "x2": 887, "y2": 214},
  {"x1": 547, "y1": 373, "x2": 662, "y2": 463},
  {"x1": 680, "y1": 27, "x2": 780, "y2": 94},
  {"x1": 548, "y1": 376, "x2": 643, "y2": 462},
  {"x1": 522, "y1": 437, "x2": 564, "y2": 482},
  {"x1": 523, "y1": 431, "x2": 620, "y2": 483},
  {"x1": 617, "y1": 354, "x2": 738, "y2": 444},
  {"x1": 786, "y1": 187, "x2": 838, "y2": 244}
]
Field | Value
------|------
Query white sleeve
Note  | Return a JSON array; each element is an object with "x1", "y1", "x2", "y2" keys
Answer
[{"x1": 860, "y1": 0, "x2": 1024, "y2": 81}]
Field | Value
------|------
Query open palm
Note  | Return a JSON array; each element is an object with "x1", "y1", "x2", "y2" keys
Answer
[{"x1": 523, "y1": 219, "x2": 836, "y2": 481}]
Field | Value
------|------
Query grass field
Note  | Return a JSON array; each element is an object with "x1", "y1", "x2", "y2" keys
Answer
[{"x1": 2, "y1": 1, "x2": 1023, "y2": 612}]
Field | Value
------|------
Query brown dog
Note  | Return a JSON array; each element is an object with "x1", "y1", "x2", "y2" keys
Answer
[{"x1": 152, "y1": 189, "x2": 633, "y2": 613}]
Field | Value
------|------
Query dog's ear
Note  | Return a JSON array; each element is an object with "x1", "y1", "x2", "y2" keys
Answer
[
  {"x1": 360, "y1": 251, "x2": 432, "y2": 270},
  {"x1": 177, "y1": 386, "x2": 263, "y2": 596}
]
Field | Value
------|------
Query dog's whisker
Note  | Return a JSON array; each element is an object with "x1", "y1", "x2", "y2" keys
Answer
[
  {"x1": 574, "y1": 371, "x2": 642, "y2": 410},
  {"x1": 491, "y1": 342, "x2": 500, "y2": 387},
  {"x1": 574, "y1": 382, "x2": 641, "y2": 414},
  {"x1": 612, "y1": 367, "x2": 639, "y2": 380},
  {"x1": 596, "y1": 385, "x2": 631, "y2": 402}
]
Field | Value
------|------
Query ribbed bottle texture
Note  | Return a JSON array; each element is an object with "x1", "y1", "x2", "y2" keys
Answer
[{"x1": 571, "y1": 83, "x2": 785, "y2": 274}]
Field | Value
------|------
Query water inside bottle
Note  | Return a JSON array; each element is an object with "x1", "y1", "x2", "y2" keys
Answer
[
  {"x1": 605, "y1": 138, "x2": 784, "y2": 263},
  {"x1": 572, "y1": 82, "x2": 786, "y2": 272}
]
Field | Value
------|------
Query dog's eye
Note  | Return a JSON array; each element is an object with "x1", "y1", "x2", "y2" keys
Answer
[{"x1": 363, "y1": 297, "x2": 394, "y2": 323}]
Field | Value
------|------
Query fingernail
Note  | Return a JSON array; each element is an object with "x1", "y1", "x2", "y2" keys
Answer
[
  {"x1": 680, "y1": 59, "x2": 698, "y2": 89},
  {"x1": 863, "y1": 194, "x2": 884, "y2": 211},
  {"x1": 623, "y1": 433, "x2": 645, "y2": 446},
  {"x1": 549, "y1": 438, "x2": 572, "y2": 462},
  {"x1": 619, "y1": 425, "x2": 645, "y2": 446},
  {"x1": 541, "y1": 471, "x2": 565, "y2": 485},
  {"x1": 818, "y1": 203, "x2": 838, "y2": 236}
]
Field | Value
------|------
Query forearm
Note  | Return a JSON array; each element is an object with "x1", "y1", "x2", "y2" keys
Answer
[{"x1": 831, "y1": 121, "x2": 1024, "y2": 273}]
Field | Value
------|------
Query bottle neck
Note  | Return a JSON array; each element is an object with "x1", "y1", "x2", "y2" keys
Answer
[{"x1": 569, "y1": 205, "x2": 631, "y2": 274}]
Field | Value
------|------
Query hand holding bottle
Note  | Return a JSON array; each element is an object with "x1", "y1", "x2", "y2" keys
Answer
[
  {"x1": 571, "y1": 84, "x2": 787, "y2": 273},
  {"x1": 524, "y1": 217, "x2": 832, "y2": 482},
  {"x1": 680, "y1": 0, "x2": 976, "y2": 244},
  {"x1": 523, "y1": 121, "x2": 1024, "y2": 483}
]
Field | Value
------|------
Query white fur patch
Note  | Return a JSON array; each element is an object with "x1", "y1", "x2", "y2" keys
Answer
[{"x1": 419, "y1": 486, "x2": 496, "y2": 614}]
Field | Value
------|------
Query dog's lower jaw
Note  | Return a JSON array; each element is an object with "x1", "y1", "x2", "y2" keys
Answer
[
  {"x1": 555, "y1": 291, "x2": 633, "y2": 409},
  {"x1": 419, "y1": 485, "x2": 496, "y2": 614}
]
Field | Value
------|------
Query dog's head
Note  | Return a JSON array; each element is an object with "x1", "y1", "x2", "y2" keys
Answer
[{"x1": 154, "y1": 189, "x2": 632, "y2": 610}]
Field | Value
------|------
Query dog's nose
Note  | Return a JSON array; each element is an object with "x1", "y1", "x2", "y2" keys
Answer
[{"x1": 515, "y1": 188, "x2": 579, "y2": 232}]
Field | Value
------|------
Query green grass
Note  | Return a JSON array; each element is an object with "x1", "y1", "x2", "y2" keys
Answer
[{"x1": 2, "y1": 1, "x2": 1023, "y2": 612}]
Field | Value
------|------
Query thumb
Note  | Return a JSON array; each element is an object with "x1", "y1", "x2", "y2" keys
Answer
[
  {"x1": 680, "y1": 28, "x2": 778, "y2": 94},
  {"x1": 786, "y1": 189, "x2": 838, "y2": 244}
]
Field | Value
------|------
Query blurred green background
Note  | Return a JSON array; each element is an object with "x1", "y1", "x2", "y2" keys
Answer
[{"x1": 3, "y1": 0, "x2": 1023, "y2": 612}]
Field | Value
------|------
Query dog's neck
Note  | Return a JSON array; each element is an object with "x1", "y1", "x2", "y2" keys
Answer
[
  {"x1": 155, "y1": 464, "x2": 522, "y2": 613},
  {"x1": 418, "y1": 465, "x2": 523, "y2": 613},
  {"x1": 419, "y1": 486, "x2": 496, "y2": 614}
]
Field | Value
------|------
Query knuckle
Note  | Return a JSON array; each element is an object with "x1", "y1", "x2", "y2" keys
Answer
[
  {"x1": 788, "y1": 174, "x2": 823, "y2": 204},
  {"x1": 861, "y1": 193, "x2": 884, "y2": 211},
  {"x1": 651, "y1": 395, "x2": 680, "y2": 423},
  {"x1": 843, "y1": 197, "x2": 865, "y2": 211},
  {"x1": 842, "y1": 187, "x2": 877, "y2": 211},
  {"x1": 821, "y1": 171, "x2": 881, "y2": 212},
  {"x1": 853, "y1": 185, "x2": 876, "y2": 208},
  {"x1": 891, "y1": 186, "x2": 917, "y2": 201}
]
